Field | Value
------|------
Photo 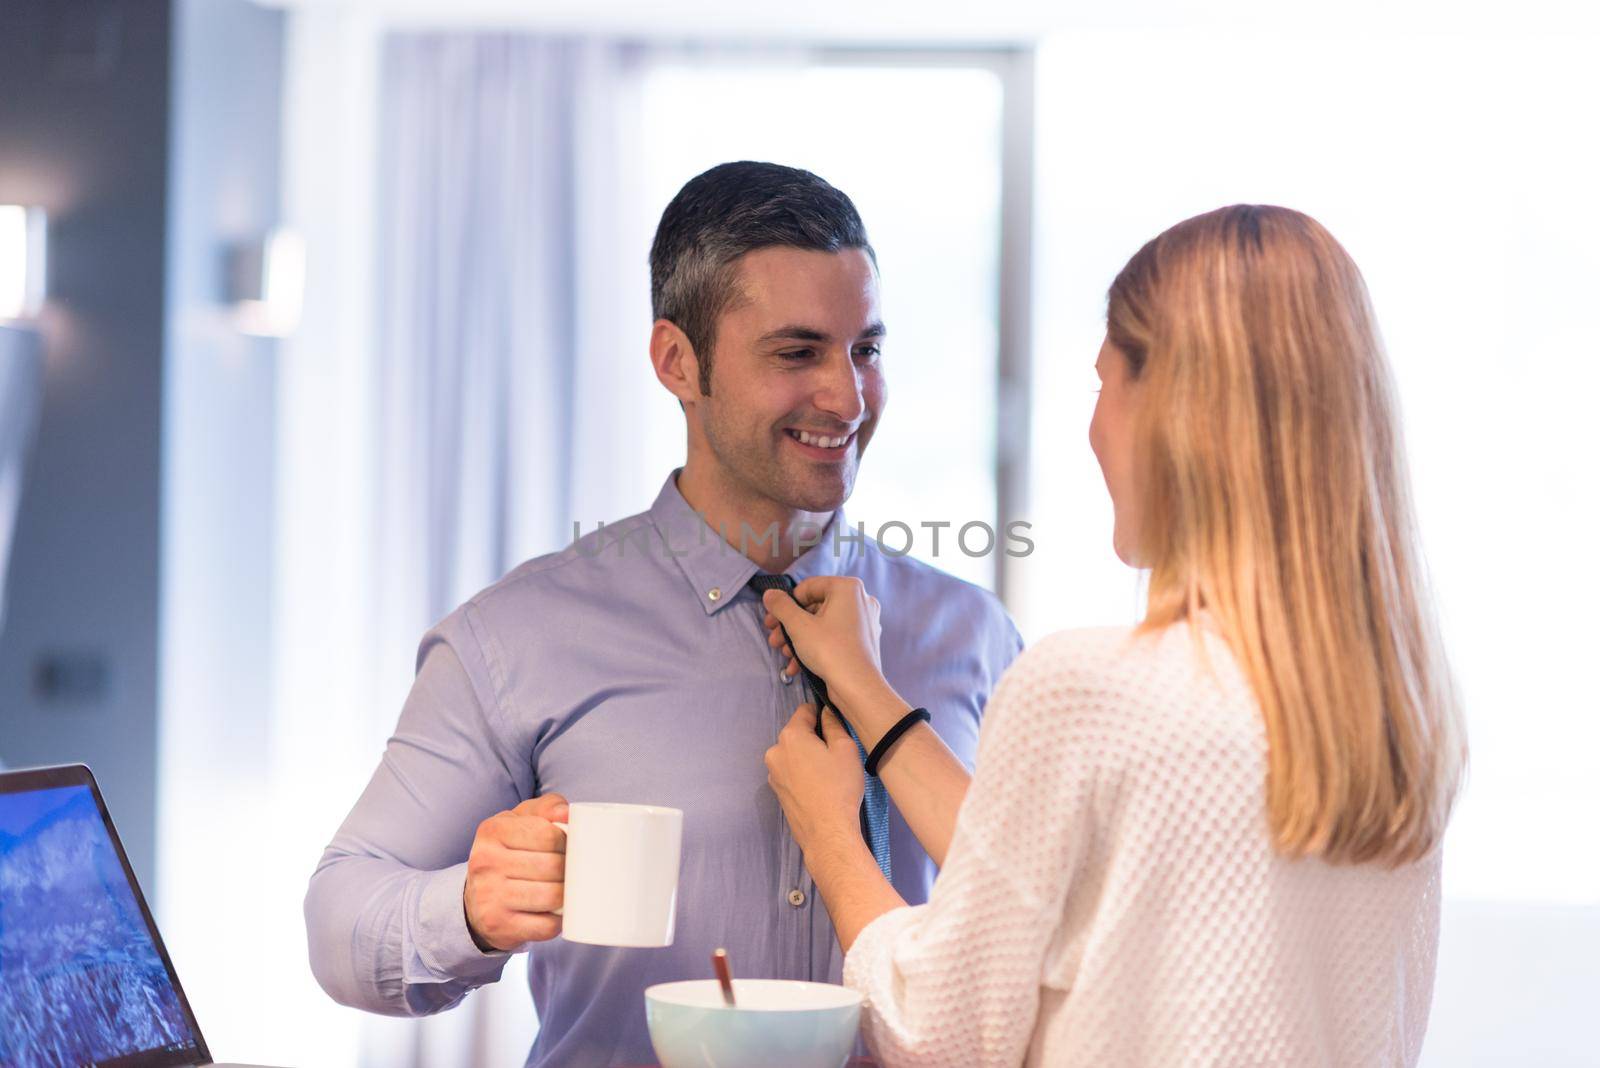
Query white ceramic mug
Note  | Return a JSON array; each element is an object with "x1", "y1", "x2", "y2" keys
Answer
[{"x1": 551, "y1": 802, "x2": 684, "y2": 947}]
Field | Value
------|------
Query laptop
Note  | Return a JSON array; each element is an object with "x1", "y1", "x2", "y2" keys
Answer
[{"x1": 0, "y1": 763, "x2": 282, "y2": 1068}]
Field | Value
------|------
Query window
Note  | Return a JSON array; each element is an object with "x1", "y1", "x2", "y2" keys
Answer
[{"x1": 1026, "y1": 28, "x2": 1600, "y2": 905}]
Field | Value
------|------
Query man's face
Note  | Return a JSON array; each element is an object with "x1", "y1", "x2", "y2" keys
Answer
[{"x1": 692, "y1": 246, "x2": 886, "y2": 514}]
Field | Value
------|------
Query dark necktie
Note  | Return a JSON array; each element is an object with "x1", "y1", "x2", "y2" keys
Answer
[{"x1": 748, "y1": 573, "x2": 892, "y2": 881}]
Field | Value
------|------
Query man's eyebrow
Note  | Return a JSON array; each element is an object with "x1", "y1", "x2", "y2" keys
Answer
[
  {"x1": 755, "y1": 321, "x2": 888, "y2": 344},
  {"x1": 757, "y1": 325, "x2": 831, "y2": 344}
]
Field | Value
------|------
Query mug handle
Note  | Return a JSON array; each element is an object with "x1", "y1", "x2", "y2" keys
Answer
[{"x1": 549, "y1": 821, "x2": 569, "y2": 917}]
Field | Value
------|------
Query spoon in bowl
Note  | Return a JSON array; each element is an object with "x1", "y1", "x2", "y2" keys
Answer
[{"x1": 711, "y1": 947, "x2": 736, "y2": 1007}]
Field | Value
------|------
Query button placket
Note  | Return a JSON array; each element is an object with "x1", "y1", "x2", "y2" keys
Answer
[
  {"x1": 740, "y1": 574, "x2": 822, "y2": 975},
  {"x1": 745, "y1": 584, "x2": 810, "y2": 941}
]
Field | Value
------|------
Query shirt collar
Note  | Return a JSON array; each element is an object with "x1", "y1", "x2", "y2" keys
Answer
[{"x1": 647, "y1": 469, "x2": 859, "y2": 616}]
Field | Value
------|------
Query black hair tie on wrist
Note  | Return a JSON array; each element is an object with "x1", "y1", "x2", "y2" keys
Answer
[{"x1": 865, "y1": 707, "x2": 931, "y2": 777}]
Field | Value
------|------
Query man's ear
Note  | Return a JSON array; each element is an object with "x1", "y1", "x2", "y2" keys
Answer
[{"x1": 650, "y1": 319, "x2": 704, "y2": 406}]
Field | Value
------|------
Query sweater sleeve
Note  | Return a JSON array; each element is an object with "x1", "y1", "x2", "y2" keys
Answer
[{"x1": 843, "y1": 633, "x2": 1108, "y2": 1067}]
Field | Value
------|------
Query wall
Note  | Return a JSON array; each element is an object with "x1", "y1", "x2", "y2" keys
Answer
[
  {"x1": 0, "y1": 0, "x2": 173, "y2": 887},
  {"x1": 157, "y1": 0, "x2": 283, "y2": 878},
  {"x1": 155, "y1": 0, "x2": 290, "y2": 1057},
  {"x1": 0, "y1": 326, "x2": 45, "y2": 638}
]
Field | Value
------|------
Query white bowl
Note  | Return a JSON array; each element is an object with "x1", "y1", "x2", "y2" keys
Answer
[{"x1": 645, "y1": 978, "x2": 863, "y2": 1068}]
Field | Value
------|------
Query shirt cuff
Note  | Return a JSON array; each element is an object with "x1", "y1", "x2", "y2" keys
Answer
[{"x1": 404, "y1": 861, "x2": 512, "y2": 984}]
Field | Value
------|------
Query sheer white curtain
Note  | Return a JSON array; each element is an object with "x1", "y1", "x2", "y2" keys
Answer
[
  {"x1": 373, "y1": 33, "x2": 585, "y2": 724},
  {"x1": 369, "y1": 32, "x2": 678, "y2": 694}
]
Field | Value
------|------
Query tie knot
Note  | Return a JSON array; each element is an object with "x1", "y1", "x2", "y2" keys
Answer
[{"x1": 746, "y1": 573, "x2": 796, "y2": 594}]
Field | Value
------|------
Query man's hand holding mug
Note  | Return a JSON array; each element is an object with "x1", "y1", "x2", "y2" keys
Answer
[
  {"x1": 464, "y1": 793, "x2": 569, "y2": 952},
  {"x1": 465, "y1": 793, "x2": 684, "y2": 952}
]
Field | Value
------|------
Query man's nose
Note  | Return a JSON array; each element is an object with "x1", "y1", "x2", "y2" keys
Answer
[{"x1": 812, "y1": 349, "x2": 866, "y2": 424}]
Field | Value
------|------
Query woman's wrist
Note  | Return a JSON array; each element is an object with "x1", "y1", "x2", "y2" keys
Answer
[
  {"x1": 799, "y1": 824, "x2": 906, "y2": 954},
  {"x1": 833, "y1": 675, "x2": 914, "y2": 749},
  {"x1": 802, "y1": 823, "x2": 880, "y2": 885}
]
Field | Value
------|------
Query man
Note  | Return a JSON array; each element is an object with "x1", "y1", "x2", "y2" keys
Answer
[{"x1": 304, "y1": 161, "x2": 1022, "y2": 1066}]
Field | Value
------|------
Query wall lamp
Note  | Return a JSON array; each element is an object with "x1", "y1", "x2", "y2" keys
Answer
[
  {"x1": 0, "y1": 206, "x2": 47, "y2": 321},
  {"x1": 227, "y1": 228, "x2": 305, "y2": 338}
]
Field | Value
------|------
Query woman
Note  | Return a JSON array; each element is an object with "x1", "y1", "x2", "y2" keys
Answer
[{"x1": 760, "y1": 204, "x2": 1467, "y2": 1067}]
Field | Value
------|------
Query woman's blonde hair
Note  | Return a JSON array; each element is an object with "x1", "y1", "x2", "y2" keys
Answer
[{"x1": 1108, "y1": 204, "x2": 1466, "y2": 865}]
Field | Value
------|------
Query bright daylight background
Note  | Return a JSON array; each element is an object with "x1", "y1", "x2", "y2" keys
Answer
[{"x1": 144, "y1": 3, "x2": 1600, "y2": 1067}]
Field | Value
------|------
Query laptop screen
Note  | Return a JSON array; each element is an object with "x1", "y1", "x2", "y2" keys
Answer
[{"x1": 0, "y1": 777, "x2": 208, "y2": 1068}]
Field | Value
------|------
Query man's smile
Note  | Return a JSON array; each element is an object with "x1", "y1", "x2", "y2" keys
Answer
[{"x1": 784, "y1": 427, "x2": 857, "y2": 460}]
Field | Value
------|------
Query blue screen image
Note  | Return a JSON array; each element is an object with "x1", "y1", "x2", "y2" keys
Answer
[{"x1": 0, "y1": 785, "x2": 199, "y2": 1067}]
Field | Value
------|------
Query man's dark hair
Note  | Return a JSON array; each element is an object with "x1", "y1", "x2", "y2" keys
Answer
[{"x1": 649, "y1": 161, "x2": 876, "y2": 396}]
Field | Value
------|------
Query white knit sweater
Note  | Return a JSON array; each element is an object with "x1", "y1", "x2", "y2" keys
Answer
[{"x1": 843, "y1": 618, "x2": 1441, "y2": 1067}]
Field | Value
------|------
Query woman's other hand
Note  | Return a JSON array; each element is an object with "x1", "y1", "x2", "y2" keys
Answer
[{"x1": 764, "y1": 702, "x2": 865, "y2": 854}]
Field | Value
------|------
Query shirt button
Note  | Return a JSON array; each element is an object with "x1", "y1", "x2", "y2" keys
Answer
[
  {"x1": 707, "y1": 587, "x2": 722, "y2": 602},
  {"x1": 787, "y1": 888, "x2": 806, "y2": 908}
]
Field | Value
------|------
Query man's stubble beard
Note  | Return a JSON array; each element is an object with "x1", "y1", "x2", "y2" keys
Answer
[{"x1": 699, "y1": 400, "x2": 860, "y2": 516}]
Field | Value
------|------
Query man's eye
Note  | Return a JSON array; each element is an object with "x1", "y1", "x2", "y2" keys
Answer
[
  {"x1": 854, "y1": 345, "x2": 881, "y2": 360},
  {"x1": 780, "y1": 349, "x2": 815, "y2": 361}
]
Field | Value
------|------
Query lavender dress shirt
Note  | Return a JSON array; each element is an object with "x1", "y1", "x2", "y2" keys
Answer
[{"x1": 304, "y1": 471, "x2": 1022, "y2": 1066}]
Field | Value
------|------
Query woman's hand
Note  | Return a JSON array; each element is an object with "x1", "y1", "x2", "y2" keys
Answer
[
  {"x1": 762, "y1": 576, "x2": 890, "y2": 713},
  {"x1": 764, "y1": 703, "x2": 865, "y2": 855},
  {"x1": 764, "y1": 702, "x2": 910, "y2": 953}
]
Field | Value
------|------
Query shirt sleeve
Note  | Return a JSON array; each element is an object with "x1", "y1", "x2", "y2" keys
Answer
[
  {"x1": 303, "y1": 604, "x2": 535, "y2": 1016},
  {"x1": 843, "y1": 636, "x2": 1100, "y2": 1067}
]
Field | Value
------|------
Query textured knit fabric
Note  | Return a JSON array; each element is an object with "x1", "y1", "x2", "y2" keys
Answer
[{"x1": 843, "y1": 617, "x2": 1442, "y2": 1068}]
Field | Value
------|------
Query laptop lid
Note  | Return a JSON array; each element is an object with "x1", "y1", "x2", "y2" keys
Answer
[{"x1": 0, "y1": 763, "x2": 214, "y2": 1068}]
